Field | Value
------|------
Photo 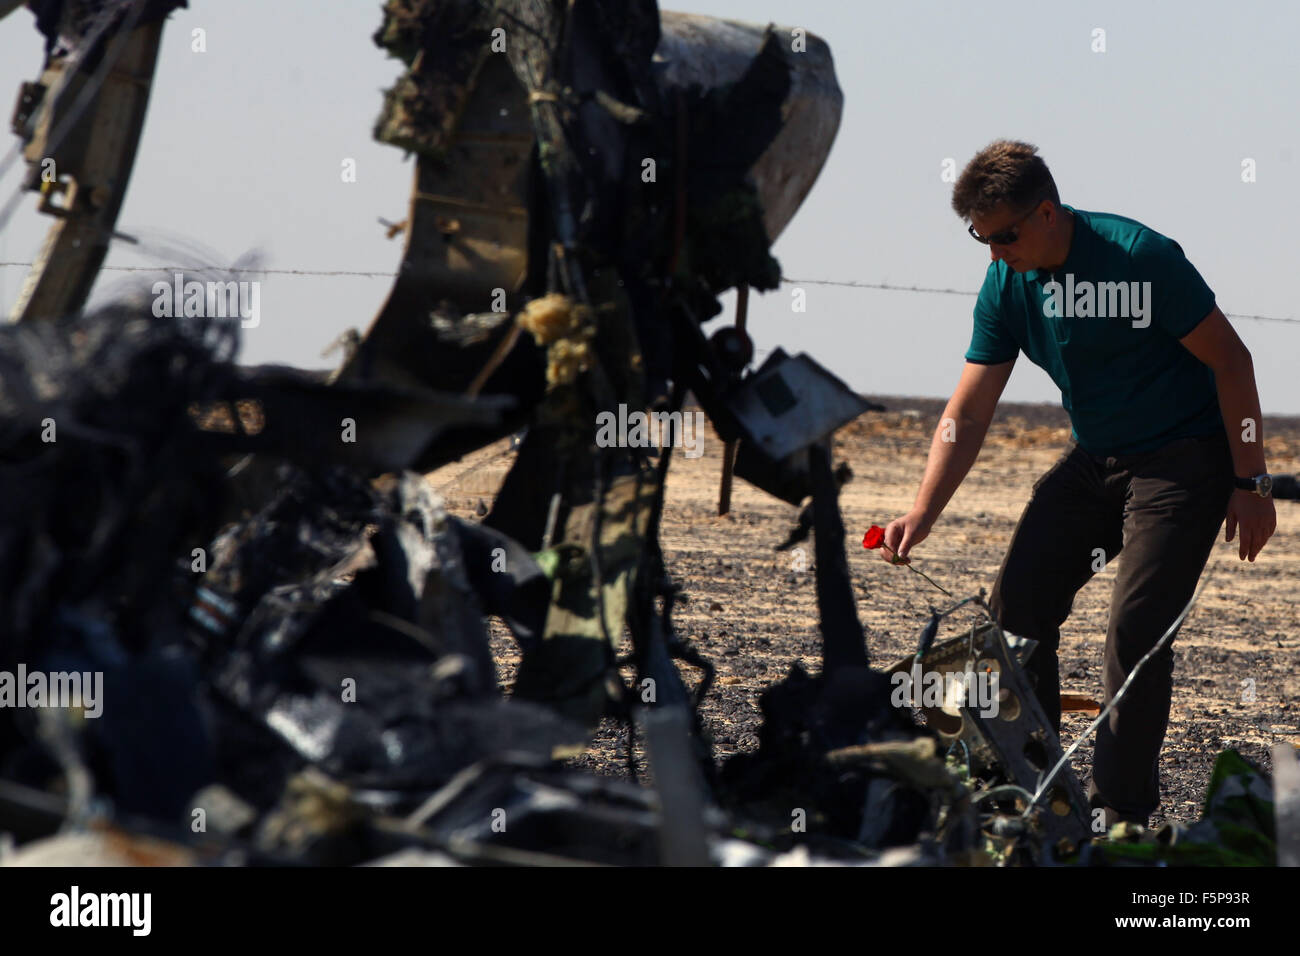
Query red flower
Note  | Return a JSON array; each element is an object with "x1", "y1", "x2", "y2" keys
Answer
[{"x1": 862, "y1": 522, "x2": 951, "y2": 597}]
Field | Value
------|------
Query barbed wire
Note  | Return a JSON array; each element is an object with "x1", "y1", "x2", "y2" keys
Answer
[
  {"x1": 1, "y1": 261, "x2": 1296, "y2": 324},
  {"x1": 0, "y1": 262, "x2": 397, "y2": 279},
  {"x1": 784, "y1": 277, "x2": 978, "y2": 297},
  {"x1": 784, "y1": 276, "x2": 1300, "y2": 325}
]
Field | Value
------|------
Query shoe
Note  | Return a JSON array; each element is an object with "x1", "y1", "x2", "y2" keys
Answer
[
  {"x1": 1086, "y1": 783, "x2": 1149, "y2": 831},
  {"x1": 1099, "y1": 804, "x2": 1147, "y2": 830}
]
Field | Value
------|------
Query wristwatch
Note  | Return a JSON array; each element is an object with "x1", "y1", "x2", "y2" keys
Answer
[{"x1": 1233, "y1": 473, "x2": 1273, "y2": 497}]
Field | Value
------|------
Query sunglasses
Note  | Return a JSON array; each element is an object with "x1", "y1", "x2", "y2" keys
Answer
[{"x1": 968, "y1": 204, "x2": 1040, "y2": 245}]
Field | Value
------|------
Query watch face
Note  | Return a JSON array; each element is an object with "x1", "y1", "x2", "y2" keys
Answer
[{"x1": 1258, "y1": 475, "x2": 1273, "y2": 497}]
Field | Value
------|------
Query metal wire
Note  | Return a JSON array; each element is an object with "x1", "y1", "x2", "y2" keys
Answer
[
  {"x1": 782, "y1": 276, "x2": 1300, "y2": 325},
  {"x1": 2, "y1": 262, "x2": 1296, "y2": 325},
  {"x1": 972, "y1": 784, "x2": 1038, "y2": 807},
  {"x1": 0, "y1": 0, "x2": 150, "y2": 233},
  {"x1": 0, "y1": 0, "x2": 134, "y2": 186},
  {"x1": 1021, "y1": 561, "x2": 1219, "y2": 819}
]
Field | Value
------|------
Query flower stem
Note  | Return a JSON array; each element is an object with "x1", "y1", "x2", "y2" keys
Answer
[{"x1": 883, "y1": 545, "x2": 952, "y2": 596}]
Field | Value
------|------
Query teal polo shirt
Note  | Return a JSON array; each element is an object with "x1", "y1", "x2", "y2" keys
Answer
[{"x1": 965, "y1": 205, "x2": 1223, "y2": 455}]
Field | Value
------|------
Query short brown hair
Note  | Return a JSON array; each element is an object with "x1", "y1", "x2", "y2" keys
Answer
[{"x1": 951, "y1": 140, "x2": 1060, "y2": 220}]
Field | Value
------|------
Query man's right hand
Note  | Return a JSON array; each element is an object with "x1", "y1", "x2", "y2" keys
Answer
[{"x1": 881, "y1": 510, "x2": 933, "y2": 564}]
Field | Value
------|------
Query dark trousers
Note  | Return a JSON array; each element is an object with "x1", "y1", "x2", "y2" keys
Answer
[{"x1": 987, "y1": 430, "x2": 1234, "y2": 820}]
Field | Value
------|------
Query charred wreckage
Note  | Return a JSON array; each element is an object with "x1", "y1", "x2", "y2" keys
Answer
[{"x1": 0, "y1": 0, "x2": 1288, "y2": 867}]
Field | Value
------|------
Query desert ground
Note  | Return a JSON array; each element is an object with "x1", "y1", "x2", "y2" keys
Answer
[{"x1": 429, "y1": 396, "x2": 1300, "y2": 831}]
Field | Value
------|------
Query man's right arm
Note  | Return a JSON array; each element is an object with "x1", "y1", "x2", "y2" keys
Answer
[{"x1": 882, "y1": 358, "x2": 1015, "y2": 562}]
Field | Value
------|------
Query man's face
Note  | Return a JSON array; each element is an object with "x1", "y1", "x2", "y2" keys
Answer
[{"x1": 968, "y1": 201, "x2": 1049, "y2": 272}]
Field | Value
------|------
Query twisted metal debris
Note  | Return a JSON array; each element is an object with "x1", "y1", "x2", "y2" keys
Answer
[{"x1": 0, "y1": 0, "x2": 1285, "y2": 868}]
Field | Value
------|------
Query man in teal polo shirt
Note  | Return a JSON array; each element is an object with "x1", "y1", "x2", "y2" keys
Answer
[{"x1": 879, "y1": 140, "x2": 1276, "y2": 830}]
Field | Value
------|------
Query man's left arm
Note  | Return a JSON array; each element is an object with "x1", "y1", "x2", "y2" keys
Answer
[{"x1": 1178, "y1": 305, "x2": 1277, "y2": 561}]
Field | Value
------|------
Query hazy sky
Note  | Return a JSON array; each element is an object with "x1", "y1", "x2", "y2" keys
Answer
[{"x1": 2, "y1": 1, "x2": 1297, "y2": 411}]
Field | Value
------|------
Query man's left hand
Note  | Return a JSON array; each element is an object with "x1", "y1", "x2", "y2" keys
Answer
[{"x1": 1225, "y1": 489, "x2": 1276, "y2": 561}]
